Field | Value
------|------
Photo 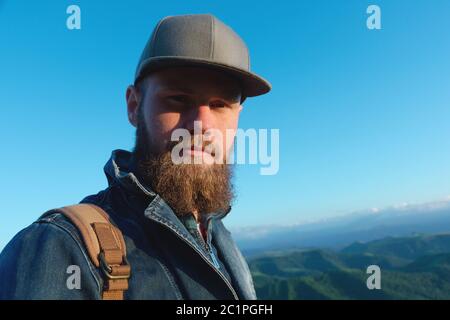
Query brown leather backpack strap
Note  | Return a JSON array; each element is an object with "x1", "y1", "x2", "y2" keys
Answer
[{"x1": 54, "y1": 203, "x2": 130, "y2": 300}]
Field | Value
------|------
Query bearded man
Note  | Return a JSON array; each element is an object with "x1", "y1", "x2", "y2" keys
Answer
[{"x1": 0, "y1": 14, "x2": 271, "y2": 300}]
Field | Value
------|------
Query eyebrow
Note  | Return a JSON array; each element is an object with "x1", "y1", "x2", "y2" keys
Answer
[
  {"x1": 158, "y1": 85, "x2": 241, "y2": 103},
  {"x1": 158, "y1": 85, "x2": 195, "y2": 95}
]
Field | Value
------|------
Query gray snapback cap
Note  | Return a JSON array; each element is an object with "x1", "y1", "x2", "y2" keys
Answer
[{"x1": 135, "y1": 14, "x2": 271, "y2": 98}]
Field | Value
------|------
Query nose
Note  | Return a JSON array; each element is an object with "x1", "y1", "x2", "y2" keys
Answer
[{"x1": 185, "y1": 103, "x2": 214, "y2": 133}]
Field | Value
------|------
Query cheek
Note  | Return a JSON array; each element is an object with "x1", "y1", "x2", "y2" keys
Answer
[
  {"x1": 145, "y1": 111, "x2": 181, "y2": 150},
  {"x1": 217, "y1": 115, "x2": 240, "y2": 156}
]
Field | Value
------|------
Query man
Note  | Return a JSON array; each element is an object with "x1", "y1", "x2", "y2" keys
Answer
[{"x1": 0, "y1": 14, "x2": 271, "y2": 299}]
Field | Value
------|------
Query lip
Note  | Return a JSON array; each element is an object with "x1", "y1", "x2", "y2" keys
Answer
[
  {"x1": 185, "y1": 149, "x2": 206, "y2": 156},
  {"x1": 184, "y1": 146, "x2": 215, "y2": 158}
]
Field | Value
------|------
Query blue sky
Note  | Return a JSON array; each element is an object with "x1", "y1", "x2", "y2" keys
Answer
[{"x1": 1, "y1": 0, "x2": 450, "y2": 249}]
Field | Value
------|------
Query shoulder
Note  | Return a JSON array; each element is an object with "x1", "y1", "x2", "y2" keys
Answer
[{"x1": 0, "y1": 211, "x2": 102, "y2": 299}]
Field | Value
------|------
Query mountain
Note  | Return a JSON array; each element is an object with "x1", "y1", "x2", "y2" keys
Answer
[
  {"x1": 402, "y1": 253, "x2": 450, "y2": 276},
  {"x1": 249, "y1": 250, "x2": 345, "y2": 278},
  {"x1": 341, "y1": 233, "x2": 450, "y2": 260},
  {"x1": 248, "y1": 233, "x2": 450, "y2": 299},
  {"x1": 234, "y1": 199, "x2": 450, "y2": 255}
]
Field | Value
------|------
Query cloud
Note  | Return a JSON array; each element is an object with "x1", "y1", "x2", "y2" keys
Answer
[{"x1": 230, "y1": 196, "x2": 450, "y2": 240}]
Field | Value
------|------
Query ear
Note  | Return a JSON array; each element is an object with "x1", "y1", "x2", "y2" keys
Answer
[{"x1": 126, "y1": 85, "x2": 141, "y2": 128}]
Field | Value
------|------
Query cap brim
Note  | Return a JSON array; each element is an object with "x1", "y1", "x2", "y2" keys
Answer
[{"x1": 135, "y1": 57, "x2": 271, "y2": 98}]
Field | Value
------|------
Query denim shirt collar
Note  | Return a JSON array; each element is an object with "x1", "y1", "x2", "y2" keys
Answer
[{"x1": 143, "y1": 194, "x2": 230, "y2": 251}]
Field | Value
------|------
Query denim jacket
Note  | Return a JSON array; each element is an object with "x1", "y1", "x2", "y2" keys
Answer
[{"x1": 0, "y1": 149, "x2": 256, "y2": 300}]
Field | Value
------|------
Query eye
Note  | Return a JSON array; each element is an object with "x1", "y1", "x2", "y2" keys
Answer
[
  {"x1": 168, "y1": 95, "x2": 191, "y2": 104},
  {"x1": 209, "y1": 100, "x2": 227, "y2": 109}
]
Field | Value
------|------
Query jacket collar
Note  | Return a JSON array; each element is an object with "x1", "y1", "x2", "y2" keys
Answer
[
  {"x1": 104, "y1": 149, "x2": 231, "y2": 220},
  {"x1": 104, "y1": 149, "x2": 155, "y2": 198},
  {"x1": 103, "y1": 149, "x2": 255, "y2": 299},
  {"x1": 144, "y1": 195, "x2": 256, "y2": 299}
]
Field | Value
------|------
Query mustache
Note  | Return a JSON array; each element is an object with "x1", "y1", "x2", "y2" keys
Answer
[{"x1": 165, "y1": 135, "x2": 218, "y2": 156}]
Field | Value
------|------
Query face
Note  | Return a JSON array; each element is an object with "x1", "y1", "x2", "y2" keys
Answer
[
  {"x1": 126, "y1": 67, "x2": 243, "y2": 217},
  {"x1": 128, "y1": 66, "x2": 242, "y2": 162}
]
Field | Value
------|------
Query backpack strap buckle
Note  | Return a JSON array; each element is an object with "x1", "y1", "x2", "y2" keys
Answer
[{"x1": 99, "y1": 251, "x2": 131, "y2": 280}]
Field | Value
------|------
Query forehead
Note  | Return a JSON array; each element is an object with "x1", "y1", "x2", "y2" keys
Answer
[{"x1": 144, "y1": 67, "x2": 242, "y2": 99}]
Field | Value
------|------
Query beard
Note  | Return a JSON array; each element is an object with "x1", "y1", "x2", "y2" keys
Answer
[{"x1": 131, "y1": 109, "x2": 235, "y2": 218}]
